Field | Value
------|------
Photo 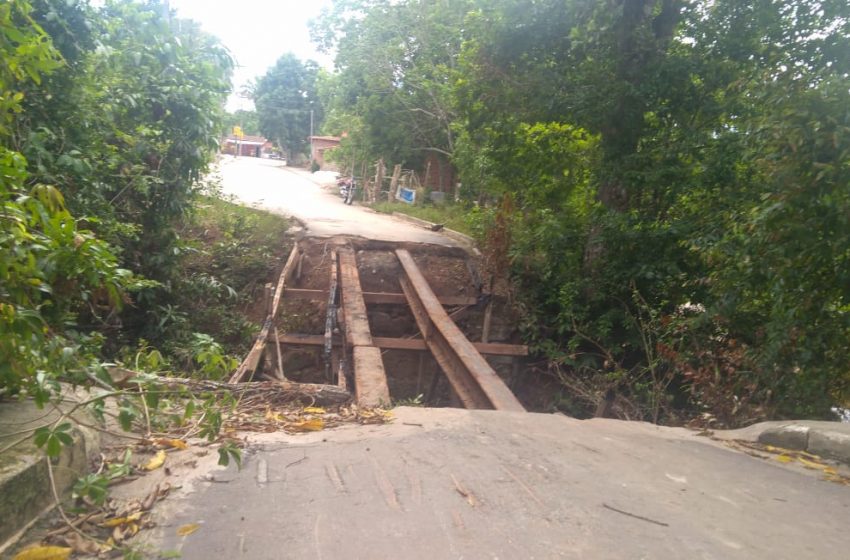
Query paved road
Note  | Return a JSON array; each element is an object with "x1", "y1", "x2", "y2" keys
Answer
[
  {"x1": 216, "y1": 156, "x2": 457, "y2": 246},
  {"x1": 140, "y1": 408, "x2": 850, "y2": 559}
]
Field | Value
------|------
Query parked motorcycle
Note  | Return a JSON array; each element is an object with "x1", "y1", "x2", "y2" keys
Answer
[{"x1": 337, "y1": 176, "x2": 355, "y2": 205}]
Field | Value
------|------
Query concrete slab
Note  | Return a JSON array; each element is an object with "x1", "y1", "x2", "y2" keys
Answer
[
  {"x1": 716, "y1": 420, "x2": 850, "y2": 465},
  {"x1": 138, "y1": 408, "x2": 850, "y2": 559},
  {"x1": 0, "y1": 392, "x2": 99, "y2": 548},
  {"x1": 809, "y1": 429, "x2": 850, "y2": 464}
]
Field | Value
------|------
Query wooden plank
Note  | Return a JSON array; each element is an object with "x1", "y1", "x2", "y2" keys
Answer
[
  {"x1": 337, "y1": 248, "x2": 390, "y2": 407},
  {"x1": 338, "y1": 249, "x2": 373, "y2": 347},
  {"x1": 324, "y1": 251, "x2": 338, "y2": 378},
  {"x1": 400, "y1": 275, "x2": 488, "y2": 409},
  {"x1": 374, "y1": 337, "x2": 528, "y2": 356},
  {"x1": 353, "y1": 346, "x2": 390, "y2": 407},
  {"x1": 285, "y1": 288, "x2": 477, "y2": 307},
  {"x1": 396, "y1": 249, "x2": 525, "y2": 412},
  {"x1": 229, "y1": 243, "x2": 301, "y2": 383},
  {"x1": 276, "y1": 334, "x2": 528, "y2": 357}
]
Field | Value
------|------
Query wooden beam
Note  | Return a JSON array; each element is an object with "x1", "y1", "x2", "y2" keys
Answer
[
  {"x1": 338, "y1": 249, "x2": 374, "y2": 347},
  {"x1": 338, "y1": 248, "x2": 390, "y2": 406},
  {"x1": 276, "y1": 333, "x2": 528, "y2": 356},
  {"x1": 229, "y1": 243, "x2": 300, "y2": 383},
  {"x1": 396, "y1": 249, "x2": 525, "y2": 412},
  {"x1": 353, "y1": 346, "x2": 389, "y2": 407},
  {"x1": 285, "y1": 288, "x2": 477, "y2": 307},
  {"x1": 323, "y1": 251, "x2": 338, "y2": 379},
  {"x1": 373, "y1": 337, "x2": 529, "y2": 357}
]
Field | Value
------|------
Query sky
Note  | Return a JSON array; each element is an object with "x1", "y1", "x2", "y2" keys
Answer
[{"x1": 167, "y1": 0, "x2": 335, "y2": 112}]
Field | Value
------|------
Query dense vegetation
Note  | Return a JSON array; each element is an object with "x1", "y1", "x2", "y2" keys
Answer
[
  {"x1": 0, "y1": 0, "x2": 266, "y2": 404},
  {"x1": 313, "y1": 0, "x2": 850, "y2": 424},
  {"x1": 4, "y1": 0, "x2": 848, "y2": 427}
]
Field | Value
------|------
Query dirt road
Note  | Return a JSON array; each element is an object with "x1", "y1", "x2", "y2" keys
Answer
[{"x1": 216, "y1": 156, "x2": 458, "y2": 246}]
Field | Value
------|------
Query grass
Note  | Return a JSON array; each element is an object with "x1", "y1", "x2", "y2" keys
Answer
[
  {"x1": 171, "y1": 195, "x2": 291, "y2": 355},
  {"x1": 371, "y1": 201, "x2": 474, "y2": 236}
]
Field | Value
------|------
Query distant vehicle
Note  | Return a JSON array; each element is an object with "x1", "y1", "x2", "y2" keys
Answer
[
  {"x1": 264, "y1": 153, "x2": 287, "y2": 165},
  {"x1": 337, "y1": 176, "x2": 355, "y2": 205}
]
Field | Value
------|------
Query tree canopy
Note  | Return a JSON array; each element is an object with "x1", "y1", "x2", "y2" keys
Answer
[
  {"x1": 2, "y1": 0, "x2": 232, "y2": 398},
  {"x1": 254, "y1": 53, "x2": 321, "y2": 159},
  {"x1": 314, "y1": 0, "x2": 850, "y2": 423}
]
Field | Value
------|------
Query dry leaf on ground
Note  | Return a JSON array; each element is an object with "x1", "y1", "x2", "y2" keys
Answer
[
  {"x1": 177, "y1": 523, "x2": 201, "y2": 536},
  {"x1": 286, "y1": 418, "x2": 325, "y2": 432},
  {"x1": 100, "y1": 511, "x2": 143, "y2": 527},
  {"x1": 155, "y1": 438, "x2": 188, "y2": 450},
  {"x1": 726, "y1": 439, "x2": 850, "y2": 485},
  {"x1": 12, "y1": 546, "x2": 72, "y2": 560},
  {"x1": 144, "y1": 449, "x2": 167, "y2": 471}
]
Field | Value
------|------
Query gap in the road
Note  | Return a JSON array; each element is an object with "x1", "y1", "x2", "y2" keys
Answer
[{"x1": 254, "y1": 236, "x2": 537, "y2": 408}]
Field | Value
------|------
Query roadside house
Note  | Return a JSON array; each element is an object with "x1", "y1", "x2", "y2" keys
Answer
[
  {"x1": 310, "y1": 135, "x2": 341, "y2": 170},
  {"x1": 222, "y1": 134, "x2": 272, "y2": 157}
]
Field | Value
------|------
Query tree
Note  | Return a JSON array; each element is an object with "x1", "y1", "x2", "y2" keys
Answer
[
  {"x1": 4, "y1": 0, "x2": 234, "y2": 382},
  {"x1": 0, "y1": 0, "x2": 133, "y2": 396},
  {"x1": 452, "y1": 0, "x2": 850, "y2": 421},
  {"x1": 312, "y1": 0, "x2": 471, "y2": 166},
  {"x1": 19, "y1": 0, "x2": 232, "y2": 282},
  {"x1": 223, "y1": 110, "x2": 260, "y2": 137},
  {"x1": 254, "y1": 54, "x2": 321, "y2": 159}
]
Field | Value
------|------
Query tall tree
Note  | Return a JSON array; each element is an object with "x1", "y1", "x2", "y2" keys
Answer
[
  {"x1": 254, "y1": 54, "x2": 321, "y2": 159},
  {"x1": 312, "y1": 0, "x2": 471, "y2": 166}
]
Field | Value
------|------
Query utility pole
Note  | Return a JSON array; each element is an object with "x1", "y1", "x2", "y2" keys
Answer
[{"x1": 309, "y1": 109, "x2": 314, "y2": 167}]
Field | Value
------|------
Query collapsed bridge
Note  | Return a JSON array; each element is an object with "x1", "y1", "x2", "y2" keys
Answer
[{"x1": 228, "y1": 237, "x2": 527, "y2": 412}]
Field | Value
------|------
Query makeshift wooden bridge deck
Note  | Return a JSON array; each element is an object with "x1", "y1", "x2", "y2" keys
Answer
[{"x1": 228, "y1": 241, "x2": 526, "y2": 412}]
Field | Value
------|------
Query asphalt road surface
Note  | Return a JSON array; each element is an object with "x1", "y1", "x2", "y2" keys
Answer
[{"x1": 139, "y1": 408, "x2": 850, "y2": 560}]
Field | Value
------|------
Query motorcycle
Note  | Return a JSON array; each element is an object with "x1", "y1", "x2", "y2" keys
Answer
[{"x1": 337, "y1": 176, "x2": 355, "y2": 205}]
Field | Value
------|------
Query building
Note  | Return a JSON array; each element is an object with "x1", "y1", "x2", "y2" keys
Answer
[
  {"x1": 222, "y1": 135, "x2": 272, "y2": 157},
  {"x1": 310, "y1": 136, "x2": 341, "y2": 170},
  {"x1": 419, "y1": 152, "x2": 456, "y2": 193}
]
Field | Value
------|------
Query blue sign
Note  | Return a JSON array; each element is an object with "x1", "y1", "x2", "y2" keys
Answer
[{"x1": 397, "y1": 187, "x2": 416, "y2": 204}]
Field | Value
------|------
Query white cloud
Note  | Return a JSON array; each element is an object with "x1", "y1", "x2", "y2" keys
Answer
[{"x1": 167, "y1": 0, "x2": 334, "y2": 111}]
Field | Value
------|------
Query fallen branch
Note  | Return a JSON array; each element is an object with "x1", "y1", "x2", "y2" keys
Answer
[
  {"x1": 229, "y1": 243, "x2": 301, "y2": 383},
  {"x1": 153, "y1": 377, "x2": 352, "y2": 406}
]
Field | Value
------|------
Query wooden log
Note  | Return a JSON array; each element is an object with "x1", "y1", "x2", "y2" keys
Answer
[
  {"x1": 263, "y1": 283, "x2": 274, "y2": 316},
  {"x1": 482, "y1": 299, "x2": 494, "y2": 343},
  {"x1": 273, "y1": 327, "x2": 286, "y2": 380},
  {"x1": 109, "y1": 372, "x2": 352, "y2": 405},
  {"x1": 285, "y1": 288, "x2": 477, "y2": 307},
  {"x1": 374, "y1": 158, "x2": 385, "y2": 203},
  {"x1": 389, "y1": 163, "x2": 402, "y2": 202},
  {"x1": 396, "y1": 249, "x2": 525, "y2": 412},
  {"x1": 276, "y1": 333, "x2": 529, "y2": 356},
  {"x1": 229, "y1": 243, "x2": 301, "y2": 383}
]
